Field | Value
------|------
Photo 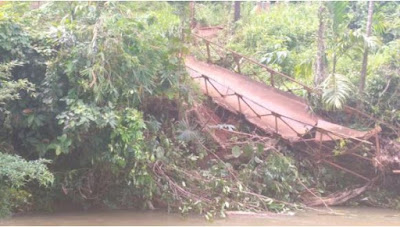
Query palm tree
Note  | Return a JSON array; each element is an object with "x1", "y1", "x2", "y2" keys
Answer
[
  {"x1": 325, "y1": 1, "x2": 349, "y2": 75},
  {"x1": 359, "y1": 0, "x2": 374, "y2": 94},
  {"x1": 314, "y1": 5, "x2": 326, "y2": 86},
  {"x1": 234, "y1": 1, "x2": 241, "y2": 22}
]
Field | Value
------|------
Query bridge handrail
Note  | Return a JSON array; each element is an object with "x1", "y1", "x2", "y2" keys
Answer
[
  {"x1": 191, "y1": 33, "x2": 398, "y2": 135},
  {"x1": 192, "y1": 33, "x2": 315, "y2": 93},
  {"x1": 186, "y1": 65, "x2": 374, "y2": 145}
]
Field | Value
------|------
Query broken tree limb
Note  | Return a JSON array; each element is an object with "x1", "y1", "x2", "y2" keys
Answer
[
  {"x1": 304, "y1": 179, "x2": 375, "y2": 207},
  {"x1": 190, "y1": 103, "x2": 227, "y2": 149}
]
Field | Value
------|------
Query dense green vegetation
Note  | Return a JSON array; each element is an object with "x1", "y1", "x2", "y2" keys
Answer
[
  {"x1": 202, "y1": 1, "x2": 399, "y2": 121},
  {"x1": 0, "y1": 1, "x2": 188, "y2": 217},
  {"x1": 0, "y1": 1, "x2": 399, "y2": 219}
]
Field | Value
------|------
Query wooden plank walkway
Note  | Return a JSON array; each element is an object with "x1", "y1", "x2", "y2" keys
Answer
[{"x1": 185, "y1": 56, "x2": 374, "y2": 142}]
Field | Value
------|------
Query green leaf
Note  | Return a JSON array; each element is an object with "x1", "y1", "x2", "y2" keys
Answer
[
  {"x1": 243, "y1": 144, "x2": 254, "y2": 155},
  {"x1": 254, "y1": 156, "x2": 263, "y2": 164},
  {"x1": 55, "y1": 146, "x2": 61, "y2": 156},
  {"x1": 257, "y1": 143, "x2": 264, "y2": 153},
  {"x1": 231, "y1": 146, "x2": 242, "y2": 158},
  {"x1": 155, "y1": 146, "x2": 164, "y2": 159}
]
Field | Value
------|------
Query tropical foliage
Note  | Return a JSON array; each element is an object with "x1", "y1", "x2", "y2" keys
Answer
[
  {"x1": 0, "y1": 1, "x2": 186, "y2": 217},
  {"x1": 0, "y1": 1, "x2": 399, "y2": 220}
]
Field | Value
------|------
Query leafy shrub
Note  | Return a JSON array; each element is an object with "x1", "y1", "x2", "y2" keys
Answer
[{"x1": 0, "y1": 153, "x2": 53, "y2": 217}]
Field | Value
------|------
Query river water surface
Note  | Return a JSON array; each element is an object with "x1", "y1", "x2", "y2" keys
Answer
[{"x1": 1, "y1": 207, "x2": 399, "y2": 226}]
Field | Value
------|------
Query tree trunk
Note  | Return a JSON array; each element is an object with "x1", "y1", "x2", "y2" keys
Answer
[
  {"x1": 314, "y1": 5, "x2": 326, "y2": 86},
  {"x1": 189, "y1": 1, "x2": 196, "y2": 28},
  {"x1": 359, "y1": 0, "x2": 374, "y2": 94},
  {"x1": 234, "y1": 1, "x2": 241, "y2": 22},
  {"x1": 332, "y1": 54, "x2": 337, "y2": 75},
  {"x1": 265, "y1": 1, "x2": 270, "y2": 12},
  {"x1": 256, "y1": 2, "x2": 263, "y2": 13},
  {"x1": 256, "y1": 1, "x2": 270, "y2": 13}
]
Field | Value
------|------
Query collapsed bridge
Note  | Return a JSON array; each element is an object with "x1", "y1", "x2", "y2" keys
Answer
[
  {"x1": 185, "y1": 32, "x2": 384, "y2": 182},
  {"x1": 186, "y1": 56, "x2": 379, "y2": 143}
]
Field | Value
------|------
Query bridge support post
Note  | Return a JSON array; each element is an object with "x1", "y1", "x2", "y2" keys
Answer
[
  {"x1": 375, "y1": 134, "x2": 382, "y2": 172},
  {"x1": 270, "y1": 72, "x2": 275, "y2": 87},
  {"x1": 319, "y1": 131, "x2": 323, "y2": 151},
  {"x1": 204, "y1": 76, "x2": 209, "y2": 95},
  {"x1": 205, "y1": 41, "x2": 211, "y2": 63},
  {"x1": 234, "y1": 55, "x2": 241, "y2": 74},
  {"x1": 237, "y1": 94, "x2": 242, "y2": 113}
]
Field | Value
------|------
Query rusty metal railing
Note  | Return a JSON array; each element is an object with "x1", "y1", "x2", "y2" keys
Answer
[
  {"x1": 187, "y1": 66, "x2": 372, "y2": 144},
  {"x1": 186, "y1": 33, "x2": 387, "y2": 182},
  {"x1": 186, "y1": 64, "x2": 380, "y2": 182},
  {"x1": 191, "y1": 33, "x2": 397, "y2": 138},
  {"x1": 192, "y1": 33, "x2": 314, "y2": 96}
]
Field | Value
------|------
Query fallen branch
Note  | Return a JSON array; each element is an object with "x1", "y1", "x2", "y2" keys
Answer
[
  {"x1": 304, "y1": 178, "x2": 376, "y2": 207},
  {"x1": 190, "y1": 103, "x2": 228, "y2": 149}
]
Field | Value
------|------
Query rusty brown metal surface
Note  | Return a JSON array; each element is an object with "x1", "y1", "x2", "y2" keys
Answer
[
  {"x1": 192, "y1": 33, "x2": 315, "y2": 93},
  {"x1": 186, "y1": 33, "x2": 387, "y2": 180},
  {"x1": 194, "y1": 26, "x2": 224, "y2": 39},
  {"x1": 192, "y1": 33, "x2": 398, "y2": 137},
  {"x1": 185, "y1": 56, "x2": 380, "y2": 143}
]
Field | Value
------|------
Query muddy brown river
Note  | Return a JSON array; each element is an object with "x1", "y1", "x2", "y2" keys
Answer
[{"x1": 1, "y1": 207, "x2": 399, "y2": 226}]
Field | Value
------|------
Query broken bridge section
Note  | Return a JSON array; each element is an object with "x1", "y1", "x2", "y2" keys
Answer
[
  {"x1": 185, "y1": 56, "x2": 379, "y2": 144},
  {"x1": 185, "y1": 30, "x2": 388, "y2": 182}
]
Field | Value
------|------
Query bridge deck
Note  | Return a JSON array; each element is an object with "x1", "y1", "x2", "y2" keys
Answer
[{"x1": 185, "y1": 56, "x2": 374, "y2": 142}]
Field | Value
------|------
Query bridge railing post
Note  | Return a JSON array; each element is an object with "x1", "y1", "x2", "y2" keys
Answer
[
  {"x1": 233, "y1": 54, "x2": 241, "y2": 74},
  {"x1": 205, "y1": 41, "x2": 211, "y2": 63},
  {"x1": 203, "y1": 76, "x2": 209, "y2": 95},
  {"x1": 375, "y1": 134, "x2": 381, "y2": 164},
  {"x1": 237, "y1": 94, "x2": 242, "y2": 113},
  {"x1": 270, "y1": 72, "x2": 275, "y2": 87}
]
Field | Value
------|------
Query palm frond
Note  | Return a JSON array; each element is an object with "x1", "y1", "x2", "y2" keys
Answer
[
  {"x1": 372, "y1": 12, "x2": 388, "y2": 35},
  {"x1": 176, "y1": 119, "x2": 204, "y2": 144},
  {"x1": 326, "y1": 1, "x2": 349, "y2": 33},
  {"x1": 145, "y1": 116, "x2": 161, "y2": 133},
  {"x1": 321, "y1": 73, "x2": 354, "y2": 110},
  {"x1": 363, "y1": 35, "x2": 382, "y2": 51}
]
